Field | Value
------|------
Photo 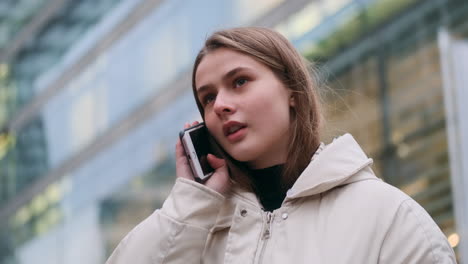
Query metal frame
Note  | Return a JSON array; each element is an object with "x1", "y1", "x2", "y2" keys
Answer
[
  {"x1": 438, "y1": 28, "x2": 468, "y2": 261},
  {"x1": 0, "y1": 0, "x2": 68, "y2": 63},
  {"x1": 0, "y1": 0, "x2": 319, "y2": 226}
]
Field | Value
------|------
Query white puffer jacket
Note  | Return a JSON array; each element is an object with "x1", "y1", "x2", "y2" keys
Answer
[{"x1": 106, "y1": 134, "x2": 457, "y2": 263}]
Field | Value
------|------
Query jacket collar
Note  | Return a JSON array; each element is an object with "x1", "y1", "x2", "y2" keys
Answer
[
  {"x1": 285, "y1": 133, "x2": 375, "y2": 200},
  {"x1": 228, "y1": 134, "x2": 376, "y2": 207},
  {"x1": 213, "y1": 134, "x2": 377, "y2": 231}
]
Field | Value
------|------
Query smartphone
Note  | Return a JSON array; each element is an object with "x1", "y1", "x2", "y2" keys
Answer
[{"x1": 179, "y1": 122, "x2": 214, "y2": 181}]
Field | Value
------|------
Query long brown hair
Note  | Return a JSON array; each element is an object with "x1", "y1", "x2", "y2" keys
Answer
[{"x1": 192, "y1": 27, "x2": 322, "y2": 190}]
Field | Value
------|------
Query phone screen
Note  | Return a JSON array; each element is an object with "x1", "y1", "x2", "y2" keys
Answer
[{"x1": 188, "y1": 126, "x2": 214, "y2": 175}]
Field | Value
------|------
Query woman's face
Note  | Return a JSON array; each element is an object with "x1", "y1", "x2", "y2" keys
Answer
[{"x1": 195, "y1": 48, "x2": 293, "y2": 169}]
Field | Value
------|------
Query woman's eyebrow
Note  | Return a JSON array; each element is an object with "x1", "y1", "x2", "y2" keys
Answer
[
  {"x1": 197, "y1": 84, "x2": 213, "y2": 95},
  {"x1": 224, "y1": 67, "x2": 249, "y2": 81},
  {"x1": 197, "y1": 67, "x2": 251, "y2": 93}
]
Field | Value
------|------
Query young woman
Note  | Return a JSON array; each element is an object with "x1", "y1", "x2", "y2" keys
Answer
[{"x1": 106, "y1": 27, "x2": 456, "y2": 263}]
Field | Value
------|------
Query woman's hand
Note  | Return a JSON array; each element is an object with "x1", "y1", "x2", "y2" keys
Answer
[{"x1": 175, "y1": 121, "x2": 232, "y2": 195}]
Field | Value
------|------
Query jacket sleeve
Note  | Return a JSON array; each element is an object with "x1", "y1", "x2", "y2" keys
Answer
[
  {"x1": 378, "y1": 198, "x2": 457, "y2": 264},
  {"x1": 105, "y1": 177, "x2": 225, "y2": 264}
]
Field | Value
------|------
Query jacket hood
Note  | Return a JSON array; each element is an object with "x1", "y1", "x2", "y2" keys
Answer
[
  {"x1": 285, "y1": 133, "x2": 376, "y2": 199},
  {"x1": 214, "y1": 133, "x2": 377, "y2": 230}
]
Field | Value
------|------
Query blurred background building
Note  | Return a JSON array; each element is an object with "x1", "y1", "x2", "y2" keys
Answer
[{"x1": 0, "y1": 0, "x2": 467, "y2": 263}]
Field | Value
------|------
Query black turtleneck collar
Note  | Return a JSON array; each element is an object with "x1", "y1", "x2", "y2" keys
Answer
[{"x1": 250, "y1": 164, "x2": 287, "y2": 212}]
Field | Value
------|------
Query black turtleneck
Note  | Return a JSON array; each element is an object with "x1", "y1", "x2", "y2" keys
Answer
[{"x1": 250, "y1": 165, "x2": 287, "y2": 212}]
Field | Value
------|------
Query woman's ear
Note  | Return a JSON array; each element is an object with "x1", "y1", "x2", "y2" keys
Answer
[{"x1": 289, "y1": 94, "x2": 296, "y2": 107}]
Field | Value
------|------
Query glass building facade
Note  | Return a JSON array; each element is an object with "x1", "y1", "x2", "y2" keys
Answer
[{"x1": 0, "y1": 0, "x2": 467, "y2": 263}]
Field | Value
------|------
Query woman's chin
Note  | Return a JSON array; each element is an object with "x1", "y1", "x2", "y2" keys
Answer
[
  {"x1": 226, "y1": 149, "x2": 257, "y2": 163},
  {"x1": 222, "y1": 141, "x2": 264, "y2": 164}
]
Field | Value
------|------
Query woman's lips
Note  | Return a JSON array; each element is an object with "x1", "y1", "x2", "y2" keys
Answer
[
  {"x1": 222, "y1": 121, "x2": 248, "y2": 143},
  {"x1": 226, "y1": 126, "x2": 247, "y2": 143}
]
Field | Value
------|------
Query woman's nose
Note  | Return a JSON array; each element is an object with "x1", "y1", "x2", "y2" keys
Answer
[{"x1": 213, "y1": 93, "x2": 235, "y2": 116}]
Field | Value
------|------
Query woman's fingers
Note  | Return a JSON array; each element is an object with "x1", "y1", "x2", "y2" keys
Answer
[
  {"x1": 206, "y1": 154, "x2": 231, "y2": 195},
  {"x1": 206, "y1": 154, "x2": 225, "y2": 169},
  {"x1": 176, "y1": 121, "x2": 200, "y2": 180},
  {"x1": 183, "y1": 121, "x2": 200, "y2": 130},
  {"x1": 175, "y1": 138, "x2": 185, "y2": 159},
  {"x1": 175, "y1": 138, "x2": 194, "y2": 180},
  {"x1": 177, "y1": 121, "x2": 200, "y2": 181},
  {"x1": 176, "y1": 121, "x2": 231, "y2": 195}
]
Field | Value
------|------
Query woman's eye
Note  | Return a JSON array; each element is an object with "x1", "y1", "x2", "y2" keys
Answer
[
  {"x1": 234, "y1": 77, "x2": 248, "y2": 88},
  {"x1": 202, "y1": 94, "x2": 216, "y2": 106}
]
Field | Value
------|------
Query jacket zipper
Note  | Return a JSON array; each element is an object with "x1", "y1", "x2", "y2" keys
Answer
[{"x1": 255, "y1": 211, "x2": 274, "y2": 263}]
